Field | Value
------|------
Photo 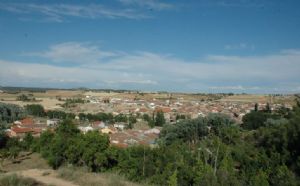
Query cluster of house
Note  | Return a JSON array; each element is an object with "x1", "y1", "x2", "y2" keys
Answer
[
  {"x1": 82, "y1": 95, "x2": 293, "y2": 124},
  {"x1": 4, "y1": 94, "x2": 292, "y2": 147},
  {"x1": 5, "y1": 117, "x2": 57, "y2": 138},
  {"x1": 78, "y1": 121, "x2": 161, "y2": 147},
  {"x1": 5, "y1": 117, "x2": 161, "y2": 148}
]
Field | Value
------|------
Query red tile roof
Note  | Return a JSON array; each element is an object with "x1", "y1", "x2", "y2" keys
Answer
[
  {"x1": 113, "y1": 143, "x2": 128, "y2": 148},
  {"x1": 11, "y1": 126, "x2": 41, "y2": 134},
  {"x1": 139, "y1": 108, "x2": 148, "y2": 113},
  {"x1": 93, "y1": 121, "x2": 102, "y2": 125},
  {"x1": 21, "y1": 118, "x2": 34, "y2": 125},
  {"x1": 155, "y1": 107, "x2": 171, "y2": 113}
]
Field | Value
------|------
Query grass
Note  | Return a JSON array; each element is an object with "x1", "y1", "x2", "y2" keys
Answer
[
  {"x1": 41, "y1": 171, "x2": 50, "y2": 176},
  {"x1": 2, "y1": 153, "x2": 50, "y2": 172},
  {"x1": 2, "y1": 152, "x2": 146, "y2": 186},
  {"x1": 0, "y1": 174, "x2": 45, "y2": 186},
  {"x1": 57, "y1": 166, "x2": 146, "y2": 186}
]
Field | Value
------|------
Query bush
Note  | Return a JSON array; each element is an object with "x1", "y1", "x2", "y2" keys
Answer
[
  {"x1": 0, "y1": 174, "x2": 44, "y2": 186},
  {"x1": 0, "y1": 103, "x2": 25, "y2": 123},
  {"x1": 25, "y1": 104, "x2": 45, "y2": 117},
  {"x1": 16, "y1": 94, "x2": 30, "y2": 102}
]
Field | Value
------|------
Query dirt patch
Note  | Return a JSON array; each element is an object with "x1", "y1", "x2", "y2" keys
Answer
[
  {"x1": 57, "y1": 166, "x2": 144, "y2": 186},
  {"x1": 2, "y1": 153, "x2": 50, "y2": 172},
  {"x1": 19, "y1": 169, "x2": 78, "y2": 186}
]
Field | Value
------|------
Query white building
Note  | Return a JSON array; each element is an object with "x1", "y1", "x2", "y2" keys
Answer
[
  {"x1": 47, "y1": 119, "x2": 60, "y2": 127},
  {"x1": 78, "y1": 126, "x2": 94, "y2": 134},
  {"x1": 114, "y1": 123, "x2": 126, "y2": 130}
]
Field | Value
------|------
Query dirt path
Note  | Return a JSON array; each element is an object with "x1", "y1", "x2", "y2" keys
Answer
[{"x1": 16, "y1": 169, "x2": 79, "y2": 186}]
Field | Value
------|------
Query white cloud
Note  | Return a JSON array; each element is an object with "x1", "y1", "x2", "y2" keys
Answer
[
  {"x1": 119, "y1": 0, "x2": 173, "y2": 10},
  {"x1": 105, "y1": 79, "x2": 158, "y2": 85},
  {"x1": 1, "y1": 45, "x2": 300, "y2": 93},
  {"x1": 224, "y1": 43, "x2": 255, "y2": 50},
  {"x1": 198, "y1": 0, "x2": 266, "y2": 8},
  {"x1": 209, "y1": 86, "x2": 261, "y2": 91},
  {"x1": 25, "y1": 42, "x2": 118, "y2": 64},
  {"x1": 0, "y1": 3, "x2": 149, "y2": 22}
]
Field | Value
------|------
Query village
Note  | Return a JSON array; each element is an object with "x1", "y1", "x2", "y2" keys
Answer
[{"x1": 1, "y1": 90, "x2": 295, "y2": 149}]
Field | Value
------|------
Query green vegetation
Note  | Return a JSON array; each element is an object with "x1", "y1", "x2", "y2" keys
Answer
[
  {"x1": 176, "y1": 114, "x2": 186, "y2": 121},
  {"x1": 142, "y1": 113, "x2": 155, "y2": 128},
  {"x1": 0, "y1": 86, "x2": 47, "y2": 93},
  {"x1": 0, "y1": 174, "x2": 44, "y2": 186},
  {"x1": 35, "y1": 120, "x2": 115, "y2": 171},
  {"x1": 0, "y1": 103, "x2": 24, "y2": 127},
  {"x1": 25, "y1": 104, "x2": 75, "y2": 119},
  {"x1": 46, "y1": 110, "x2": 75, "y2": 120},
  {"x1": 155, "y1": 111, "x2": 165, "y2": 126},
  {"x1": 57, "y1": 166, "x2": 143, "y2": 186},
  {"x1": 16, "y1": 94, "x2": 30, "y2": 102},
  {"x1": 62, "y1": 98, "x2": 85, "y2": 108},
  {"x1": 25, "y1": 104, "x2": 45, "y2": 117},
  {"x1": 16, "y1": 94, "x2": 36, "y2": 102},
  {"x1": 114, "y1": 114, "x2": 128, "y2": 123},
  {"x1": 0, "y1": 132, "x2": 34, "y2": 170},
  {"x1": 141, "y1": 112, "x2": 165, "y2": 128},
  {"x1": 78, "y1": 112, "x2": 114, "y2": 123}
]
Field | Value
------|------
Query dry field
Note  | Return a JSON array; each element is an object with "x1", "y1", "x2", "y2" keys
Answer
[
  {"x1": 220, "y1": 94, "x2": 296, "y2": 104},
  {"x1": 0, "y1": 98, "x2": 64, "y2": 110},
  {"x1": 0, "y1": 90, "x2": 209, "y2": 111},
  {"x1": 220, "y1": 94, "x2": 268, "y2": 103},
  {"x1": 0, "y1": 90, "x2": 84, "y2": 110},
  {"x1": 1, "y1": 89, "x2": 296, "y2": 111},
  {"x1": 1, "y1": 153, "x2": 144, "y2": 186}
]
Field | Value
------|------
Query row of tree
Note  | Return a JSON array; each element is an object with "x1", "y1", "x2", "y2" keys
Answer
[{"x1": 16, "y1": 94, "x2": 36, "y2": 102}]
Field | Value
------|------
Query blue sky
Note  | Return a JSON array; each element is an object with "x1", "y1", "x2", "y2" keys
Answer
[{"x1": 0, "y1": 0, "x2": 300, "y2": 93}]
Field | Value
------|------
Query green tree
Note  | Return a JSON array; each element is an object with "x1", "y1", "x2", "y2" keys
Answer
[
  {"x1": 143, "y1": 114, "x2": 151, "y2": 122},
  {"x1": 114, "y1": 114, "x2": 128, "y2": 123},
  {"x1": 250, "y1": 170, "x2": 269, "y2": 186},
  {"x1": 254, "y1": 103, "x2": 258, "y2": 112},
  {"x1": 0, "y1": 103, "x2": 24, "y2": 123},
  {"x1": 0, "y1": 131, "x2": 8, "y2": 149},
  {"x1": 168, "y1": 169, "x2": 178, "y2": 186},
  {"x1": 25, "y1": 104, "x2": 45, "y2": 117},
  {"x1": 82, "y1": 131, "x2": 110, "y2": 171},
  {"x1": 129, "y1": 115, "x2": 137, "y2": 124},
  {"x1": 265, "y1": 103, "x2": 271, "y2": 113},
  {"x1": 242, "y1": 111, "x2": 277, "y2": 130},
  {"x1": 16, "y1": 94, "x2": 30, "y2": 101},
  {"x1": 269, "y1": 165, "x2": 297, "y2": 186},
  {"x1": 155, "y1": 111, "x2": 165, "y2": 126},
  {"x1": 22, "y1": 133, "x2": 34, "y2": 150}
]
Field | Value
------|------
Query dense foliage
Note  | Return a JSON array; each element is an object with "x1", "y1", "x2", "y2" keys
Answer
[
  {"x1": 0, "y1": 132, "x2": 34, "y2": 169},
  {"x1": 62, "y1": 98, "x2": 85, "y2": 108},
  {"x1": 25, "y1": 104, "x2": 45, "y2": 117},
  {"x1": 0, "y1": 103, "x2": 24, "y2": 126},
  {"x1": 142, "y1": 112, "x2": 166, "y2": 128},
  {"x1": 46, "y1": 110, "x2": 75, "y2": 120},
  {"x1": 16, "y1": 94, "x2": 36, "y2": 102},
  {"x1": 155, "y1": 111, "x2": 166, "y2": 126},
  {"x1": 34, "y1": 120, "x2": 117, "y2": 171}
]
